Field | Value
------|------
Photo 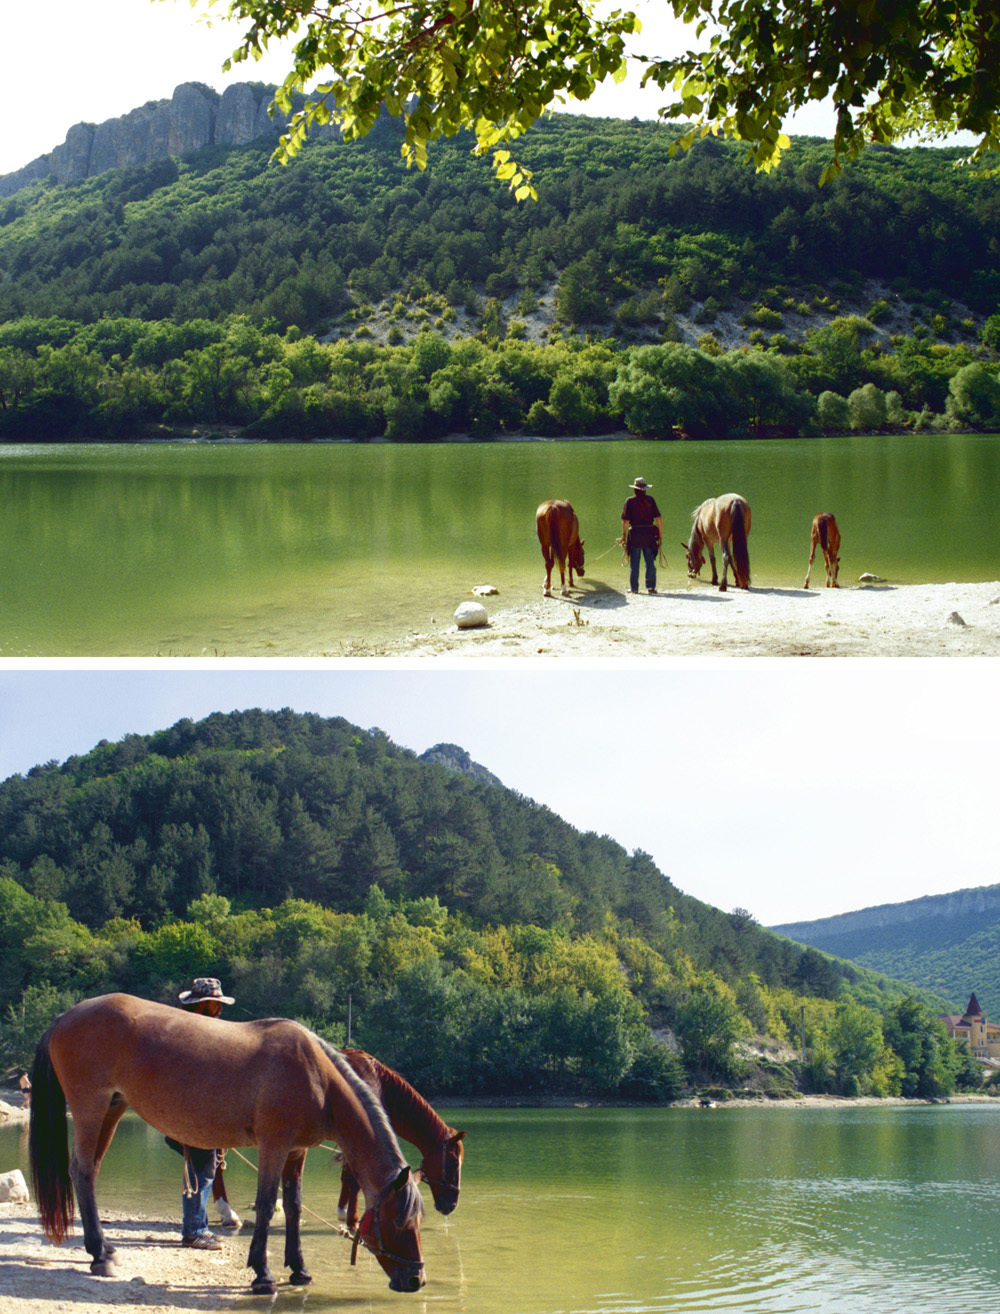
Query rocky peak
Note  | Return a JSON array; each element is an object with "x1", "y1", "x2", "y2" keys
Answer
[{"x1": 419, "y1": 743, "x2": 503, "y2": 788}]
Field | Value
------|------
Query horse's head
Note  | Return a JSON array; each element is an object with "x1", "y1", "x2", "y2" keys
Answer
[
  {"x1": 420, "y1": 1129, "x2": 466, "y2": 1215},
  {"x1": 682, "y1": 539, "x2": 704, "y2": 578},
  {"x1": 571, "y1": 538, "x2": 585, "y2": 577},
  {"x1": 353, "y1": 1167, "x2": 425, "y2": 1292}
]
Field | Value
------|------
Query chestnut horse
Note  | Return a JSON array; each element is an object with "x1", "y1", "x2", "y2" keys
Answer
[
  {"x1": 29, "y1": 994, "x2": 424, "y2": 1296},
  {"x1": 536, "y1": 499, "x2": 585, "y2": 596},
  {"x1": 803, "y1": 512, "x2": 841, "y2": 588},
  {"x1": 683, "y1": 493, "x2": 751, "y2": 591},
  {"x1": 337, "y1": 1049, "x2": 465, "y2": 1232}
]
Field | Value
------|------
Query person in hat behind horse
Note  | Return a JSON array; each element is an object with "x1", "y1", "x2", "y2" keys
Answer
[
  {"x1": 620, "y1": 477, "x2": 663, "y2": 594},
  {"x1": 170, "y1": 978, "x2": 240, "y2": 1249}
]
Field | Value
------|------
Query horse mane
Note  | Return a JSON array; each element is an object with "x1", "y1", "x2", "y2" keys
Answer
[
  {"x1": 366, "y1": 1054, "x2": 455, "y2": 1147},
  {"x1": 688, "y1": 503, "x2": 705, "y2": 548},
  {"x1": 311, "y1": 1035, "x2": 424, "y2": 1224}
]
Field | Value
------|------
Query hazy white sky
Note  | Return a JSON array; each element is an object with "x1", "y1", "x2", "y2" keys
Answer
[
  {"x1": 0, "y1": 663, "x2": 994, "y2": 928},
  {"x1": 0, "y1": 0, "x2": 840, "y2": 177}
]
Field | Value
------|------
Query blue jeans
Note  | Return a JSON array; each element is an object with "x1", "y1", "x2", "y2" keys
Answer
[
  {"x1": 630, "y1": 544, "x2": 657, "y2": 592},
  {"x1": 181, "y1": 1147, "x2": 217, "y2": 1239}
]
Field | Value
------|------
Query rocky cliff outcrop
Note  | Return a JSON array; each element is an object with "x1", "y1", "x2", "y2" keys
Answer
[
  {"x1": 419, "y1": 743, "x2": 504, "y2": 789},
  {"x1": 0, "y1": 82, "x2": 325, "y2": 197}
]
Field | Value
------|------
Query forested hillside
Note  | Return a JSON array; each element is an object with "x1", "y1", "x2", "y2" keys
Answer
[
  {"x1": 2, "y1": 112, "x2": 1000, "y2": 440},
  {"x1": 774, "y1": 885, "x2": 1000, "y2": 1015},
  {"x1": 0, "y1": 709, "x2": 980, "y2": 1103}
]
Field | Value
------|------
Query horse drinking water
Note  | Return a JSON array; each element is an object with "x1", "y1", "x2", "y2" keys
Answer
[
  {"x1": 803, "y1": 512, "x2": 841, "y2": 588},
  {"x1": 29, "y1": 993, "x2": 425, "y2": 1296},
  {"x1": 336, "y1": 1049, "x2": 465, "y2": 1232},
  {"x1": 683, "y1": 493, "x2": 751, "y2": 591},
  {"x1": 536, "y1": 499, "x2": 585, "y2": 595}
]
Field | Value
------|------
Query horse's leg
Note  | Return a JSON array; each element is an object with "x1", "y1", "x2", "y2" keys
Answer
[
  {"x1": 70, "y1": 1154, "x2": 115, "y2": 1275},
  {"x1": 68, "y1": 1095, "x2": 129, "y2": 1274},
  {"x1": 213, "y1": 1165, "x2": 241, "y2": 1229},
  {"x1": 707, "y1": 544, "x2": 720, "y2": 587},
  {"x1": 338, "y1": 1163, "x2": 361, "y2": 1232},
  {"x1": 281, "y1": 1150, "x2": 312, "y2": 1287},
  {"x1": 247, "y1": 1149, "x2": 283, "y2": 1295},
  {"x1": 559, "y1": 552, "x2": 568, "y2": 595},
  {"x1": 542, "y1": 549, "x2": 553, "y2": 596},
  {"x1": 804, "y1": 533, "x2": 818, "y2": 588}
]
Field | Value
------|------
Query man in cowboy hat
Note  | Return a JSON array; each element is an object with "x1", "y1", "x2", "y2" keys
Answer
[
  {"x1": 620, "y1": 477, "x2": 663, "y2": 595},
  {"x1": 170, "y1": 978, "x2": 240, "y2": 1249}
]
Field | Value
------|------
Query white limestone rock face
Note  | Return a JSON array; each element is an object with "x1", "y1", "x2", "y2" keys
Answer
[{"x1": 454, "y1": 601, "x2": 488, "y2": 629}]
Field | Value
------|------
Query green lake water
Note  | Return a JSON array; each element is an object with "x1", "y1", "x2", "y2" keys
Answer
[
  {"x1": 4, "y1": 1104, "x2": 1000, "y2": 1312},
  {"x1": 1, "y1": 434, "x2": 999, "y2": 656}
]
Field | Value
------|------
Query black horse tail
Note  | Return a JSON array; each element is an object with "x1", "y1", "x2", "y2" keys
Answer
[
  {"x1": 731, "y1": 501, "x2": 751, "y2": 588},
  {"x1": 818, "y1": 517, "x2": 830, "y2": 551},
  {"x1": 29, "y1": 1023, "x2": 74, "y2": 1244}
]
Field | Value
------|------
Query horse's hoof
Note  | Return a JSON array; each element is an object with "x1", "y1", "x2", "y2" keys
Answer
[
  {"x1": 251, "y1": 1278, "x2": 277, "y2": 1295},
  {"x1": 90, "y1": 1260, "x2": 115, "y2": 1277},
  {"x1": 290, "y1": 1270, "x2": 313, "y2": 1286}
]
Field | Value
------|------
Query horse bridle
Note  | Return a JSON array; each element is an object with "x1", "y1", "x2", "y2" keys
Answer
[{"x1": 350, "y1": 1178, "x2": 425, "y2": 1286}]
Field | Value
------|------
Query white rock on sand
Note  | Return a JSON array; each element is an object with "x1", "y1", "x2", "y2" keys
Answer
[{"x1": 388, "y1": 581, "x2": 1000, "y2": 659}]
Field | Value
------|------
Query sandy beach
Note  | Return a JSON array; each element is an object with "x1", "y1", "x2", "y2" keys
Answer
[{"x1": 373, "y1": 579, "x2": 1000, "y2": 659}]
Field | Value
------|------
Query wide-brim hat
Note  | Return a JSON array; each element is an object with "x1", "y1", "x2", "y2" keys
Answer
[
  {"x1": 179, "y1": 977, "x2": 234, "y2": 1006},
  {"x1": 629, "y1": 477, "x2": 652, "y2": 491}
]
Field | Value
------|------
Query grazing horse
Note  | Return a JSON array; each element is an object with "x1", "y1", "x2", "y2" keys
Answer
[
  {"x1": 683, "y1": 493, "x2": 751, "y2": 591},
  {"x1": 536, "y1": 499, "x2": 585, "y2": 596},
  {"x1": 337, "y1": 1049, "x2": 466, "y2": 1232},
  {"x1": 803, "y1": 512, "x2": 841, "y2": 588},
  {"x1": 29, "y1": 994, "x2": 424, "y2": 1296}
]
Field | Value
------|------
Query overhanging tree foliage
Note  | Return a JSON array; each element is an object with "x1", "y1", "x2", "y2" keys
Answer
[{"x1": 194, "y1": 0, "x2": 1000, "y2": 185}]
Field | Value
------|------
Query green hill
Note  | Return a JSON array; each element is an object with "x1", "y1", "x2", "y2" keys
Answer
[
  {"x1": 774, "y1": 887, "x2": 1000, "y2": 1015},
  {"x1": 0, "y1": 709, "x2": 971, "y2": 1101},
  {"x1": 1, "y1": 112, "x2": 999, "y2": 440}
]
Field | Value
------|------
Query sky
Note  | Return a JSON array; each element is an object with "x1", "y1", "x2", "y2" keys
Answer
[
  {"x1": 0, "y1": 663, "x2": 995, "y2": 928},
  {"x1": 0, "y1": 0, "x2": 842, "y2": 178}
]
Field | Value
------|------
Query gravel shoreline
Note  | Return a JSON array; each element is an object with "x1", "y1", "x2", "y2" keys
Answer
[{"x1": 376, "y1": 580, "x2": 1000, "y2": 659}]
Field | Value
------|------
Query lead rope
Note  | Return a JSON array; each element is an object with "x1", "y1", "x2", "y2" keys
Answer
[{"x1": 225, "y1": 1145, "x2": 347, "y2": 1234}]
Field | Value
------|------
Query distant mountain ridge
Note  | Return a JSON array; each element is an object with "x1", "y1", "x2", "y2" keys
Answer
[
  {"x1": 0, "y1": 81, "x2": 322, "y2": 198},
  {"x1": 772, "y1": 883, "x2": 1000, "y2": 1013}
]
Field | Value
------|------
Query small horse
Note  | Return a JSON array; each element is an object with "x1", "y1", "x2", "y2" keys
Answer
[
  {"x1": 536, "y1": 499, "x2": 585, "y2": 596},
  {"x1": 803, "y1": 512, "x2": 841, "y2": 588},
  {"x1": 683, "y1": 493, "x2": 751, "y2": 591},
  {"x1": 337, "y1": 1049, "x2": 465, "y2": 1232},
  {"x1": 29, "y1": 993, "x2": 425, "y2": 1296}
]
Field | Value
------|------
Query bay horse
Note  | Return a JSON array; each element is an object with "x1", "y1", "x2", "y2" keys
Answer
[
  {"x1": 29, "y1": 993, "x2": 425, "y2": 1296},
  {"x1": 336, "y1": 1049, "x2": 465, "y2": 1232},
  {"x1": 536, "y1": 499, "x2": 585, "y2": 596},
  {"x1": 683, "y1": 493, "x2": 751, "y2": 591},
  {"x1": 803, "y1": 512, "x2": 841, "y2": 588}
]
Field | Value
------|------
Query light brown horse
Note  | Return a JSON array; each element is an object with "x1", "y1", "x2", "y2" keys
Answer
[
  {"x1": 803, "y1": 512, "x2": 841, "y2": 588},
  {"x1": 536, "y1": 499, "x2": 585, "y2": 596},
  {"x1": 683, "y1": 493, "x2": 751, "y2": 591},
  {"x1": 29, "y1": 994, "x2": 425, "y2": 1296},
  {"x1": 336, "y1": 1049, "x2": 466, "y2": 1232}
]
